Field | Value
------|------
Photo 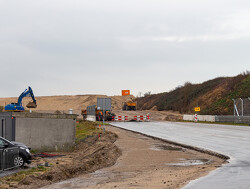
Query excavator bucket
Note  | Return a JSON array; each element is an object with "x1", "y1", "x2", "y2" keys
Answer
[{"x1": 26, "y1": 101, "x2": 37, "y2": 108}]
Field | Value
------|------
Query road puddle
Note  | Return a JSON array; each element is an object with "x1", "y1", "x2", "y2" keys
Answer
[
  {"x1": 150, "y1": 144, "x2": 183, "y2": 151},
  {"x1": 166, "y1": 158, "x2": 211, "y2": 166}
]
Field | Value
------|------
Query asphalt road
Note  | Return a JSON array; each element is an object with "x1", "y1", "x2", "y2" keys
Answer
[{"x1": 111, "y1": 121, "x2": 250, "y2": 189}]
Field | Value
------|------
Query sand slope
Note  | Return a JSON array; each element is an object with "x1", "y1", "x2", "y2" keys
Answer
[
  {"x1": 0, "y1": 95, "x2": 134, "y2": 113},
  {"x1": 0, "y1": 94, "x2": 182, "y2": 120}
]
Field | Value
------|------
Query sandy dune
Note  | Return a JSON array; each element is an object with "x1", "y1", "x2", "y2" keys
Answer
[
  {"x1": 0, "y1": 94, "x2": 182, "y2": 120},
  {"x1": 0, "y1": 95, "x2": 134, "y2": 112}
]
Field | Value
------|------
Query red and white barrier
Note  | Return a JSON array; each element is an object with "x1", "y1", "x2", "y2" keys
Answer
[
  {"x1": 194, "y1": 114, "x2": 198, "y2": 122},
  {"x1": 115, "y1": 116, "x2": 128, "y2": 121},
  {"x1": 134, "y1": 114, "x2": 150, "y2": 121},
  {"x1": 114, "y1": 114, "x2": 150, "y2": 122}
]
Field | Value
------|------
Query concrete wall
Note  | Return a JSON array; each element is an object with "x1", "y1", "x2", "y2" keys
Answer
[
  {"x1": 183, "y1": 115, "x2": 194, "y2": 121},
  {"x1": 86, "y1": 115, "x2": 96, "y2": 122},
  {"x1": 15, "y1": 116, "x2": 76, "y2": 151},
  {"x1": 183, "y1": 114, "x2": 215, "y2": 122}
]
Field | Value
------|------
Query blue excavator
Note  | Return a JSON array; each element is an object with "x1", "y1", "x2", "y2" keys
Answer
[{"x1": 5, "y1": 86, "x2": 37, "y2": 111}]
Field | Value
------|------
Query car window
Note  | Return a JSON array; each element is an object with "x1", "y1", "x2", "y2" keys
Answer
[{"x1": 0, "y1": 139, "x2": 6, "y2": 146}]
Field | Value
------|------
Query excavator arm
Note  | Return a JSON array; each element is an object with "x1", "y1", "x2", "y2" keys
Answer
[
  {"x1": 25, "y1": 87, "x2": 37, "y2": 108},
  {"x1": 5, "y1": 86, "x2": 37, "y2": 111}
]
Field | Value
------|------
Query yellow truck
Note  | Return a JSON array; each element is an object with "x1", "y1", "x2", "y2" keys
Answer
[{"x1": 122, "y1": 101, "x2": 137, "y2": 111}]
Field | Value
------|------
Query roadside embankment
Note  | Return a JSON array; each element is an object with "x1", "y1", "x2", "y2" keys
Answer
[
  {"x1": 18, "y1": 132, "x2": 121, "y2": 189},
  {"x1": 42, "y1": 125, "x2": 227, "y2": 189},
  {"x1": 0, "y1": 121, "x2": 121, "y2": 189}
]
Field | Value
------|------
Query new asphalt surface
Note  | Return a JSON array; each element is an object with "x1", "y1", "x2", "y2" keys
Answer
[{"x1": 111, "y1": 121, "x2": 250, "y2": 189}]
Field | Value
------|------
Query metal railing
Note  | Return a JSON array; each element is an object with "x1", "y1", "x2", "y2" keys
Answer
[
  {"x1": 232, "y1": 98, "x2": 250, "y2": 116},
  {"x1": 215, "y1": 116, "x2": 250, "y2": 124}
]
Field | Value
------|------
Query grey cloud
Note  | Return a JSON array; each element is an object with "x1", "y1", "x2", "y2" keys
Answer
[{"x1": 0, "y1": 0, "x2": 249, "y2": 96}]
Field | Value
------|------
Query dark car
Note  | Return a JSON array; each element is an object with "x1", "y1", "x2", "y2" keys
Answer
[{"x1": 0, "y1": 137, "x2": 32, "y2": 169}]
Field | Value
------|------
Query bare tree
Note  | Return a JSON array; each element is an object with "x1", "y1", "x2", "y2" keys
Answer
[
  {"x1": 137, "y1": 92, "x2": 142, "y2": 98},
  {"x1": 144, "y1": 91, "x2": 151, "y2": 97}
]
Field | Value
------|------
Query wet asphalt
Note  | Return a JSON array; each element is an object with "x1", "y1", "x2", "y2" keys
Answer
[{"x1": 111, "y1": 121, "x2": 250, "y2": 189}]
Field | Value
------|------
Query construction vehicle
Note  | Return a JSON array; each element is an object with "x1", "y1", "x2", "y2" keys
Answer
[
  {"x1": 81, "y1": 109, "x2": 87, "y2": 120},
  {"x1": 82, "y1": 106, "x2": 115, "y2": 121},
  {"x1": 5, "y1": 86, "x2": 37, "y2": 111},
  {"x1": 96, "y1": 109, "x2": 115, "y2": 121},
  {"x1": 122, "y1": 99, "x2": 137, "y2": 111}
]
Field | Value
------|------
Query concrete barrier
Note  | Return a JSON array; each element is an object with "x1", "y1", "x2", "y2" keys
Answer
[
  {"x1": 86, "y1": 115, "x2": 96, "y2": 122},
  {"x1": 198, "y1": 115, "x2": 215, "y2": 122},
  {"x1": 183, "y1": 115, "x2": 194, "y2": 121},
  {"x1": 183, "y1": 114, "x2": 215, "y2": 122},
  {"x1": 0, "y1": 112, "x2": 77, "y2": 151}
]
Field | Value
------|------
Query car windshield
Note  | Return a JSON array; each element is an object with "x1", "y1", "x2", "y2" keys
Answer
[{"x1": 0, "y1": 137, "x2": 13, "y2": 145}]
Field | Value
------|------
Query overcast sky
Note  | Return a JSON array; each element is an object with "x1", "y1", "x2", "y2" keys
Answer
[{"x1": 0, "y1": 0, "x2": 249, "y2": 97}]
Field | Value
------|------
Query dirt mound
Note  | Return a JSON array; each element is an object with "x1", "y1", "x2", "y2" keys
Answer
[
  {"x1": 164, "y1": 114, "x2": 183, "y2": 121},
  {"x1": 0, "y1": 95, "x2": 134, "y2": 114},
  {"x1": 0, "y1": 93, "x2": 183, "y2": 121},
  {"x1": 17, "y1": 132, "x2": 121, "y2": 189}
]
